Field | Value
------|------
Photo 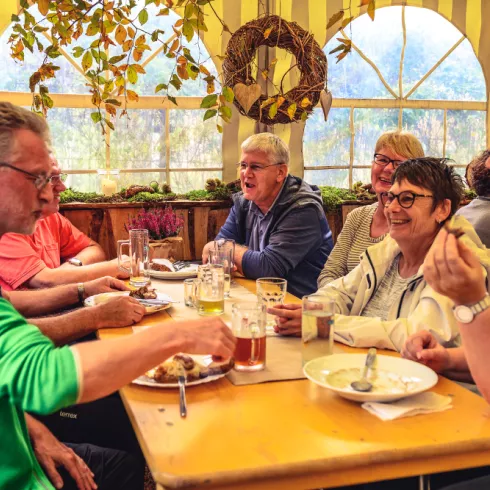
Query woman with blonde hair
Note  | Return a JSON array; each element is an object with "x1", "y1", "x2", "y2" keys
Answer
[{"x1": 317, "y1": 130, "x2": 425, "y2": 287}]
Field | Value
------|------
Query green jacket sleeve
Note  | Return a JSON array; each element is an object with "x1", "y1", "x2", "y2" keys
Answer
[{"x1": 0, "y1": 299, "x2": 80, "y2": 414}]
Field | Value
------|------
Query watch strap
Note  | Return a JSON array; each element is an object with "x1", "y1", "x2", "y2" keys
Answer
[{"x1": 469, "y1": 294, "x2": 490, "y2": 315}]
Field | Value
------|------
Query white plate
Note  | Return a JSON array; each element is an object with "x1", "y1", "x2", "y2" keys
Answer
[
  {"x1": 303, "y1": 353, "x2": 438, "y2": 403},
  {"x1": 84, "y1": 291, "x2": 173, "y2": 315},
  {"x1": 132, "y1": 354, "x2": 226, "y2": 388},
  {"x1": 148, "y1": 259, "x2": 199, "y2": 280}
]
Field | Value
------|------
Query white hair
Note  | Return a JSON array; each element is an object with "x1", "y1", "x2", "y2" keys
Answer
[{"x1": 241, "y1": 133, "x2": 290, "y2": 166}]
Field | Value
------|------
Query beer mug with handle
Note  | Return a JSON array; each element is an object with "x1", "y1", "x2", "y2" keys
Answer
[{"x1": 118, "y1": 229, "x2": 150, "y2": 287}]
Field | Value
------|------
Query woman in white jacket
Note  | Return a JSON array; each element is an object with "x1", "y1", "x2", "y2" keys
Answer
[{"x1": 270, "y1": 157, "x2": 489, "y2": 352}]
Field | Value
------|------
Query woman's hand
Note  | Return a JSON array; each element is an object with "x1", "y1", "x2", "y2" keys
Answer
[
  {"x1": 424, "y1": 228, "x2": 486, "y2": 305},
  {"x1": 267, "y1": 304, "x2": 302, "y2": 336},
  {"x1": 402, "y1": 330, "x2": 451, "y2": 373}
]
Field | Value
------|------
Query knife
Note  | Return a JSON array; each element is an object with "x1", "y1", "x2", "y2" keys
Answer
[{"x1": 178, "y1": 367, "x2": 187, "y2": 418}]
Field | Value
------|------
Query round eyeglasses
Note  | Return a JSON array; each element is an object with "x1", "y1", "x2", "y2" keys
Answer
[
  {"x1": 380, "y1": 191, "x2": 434, "y2": 209},
  {"x1": 373, "y1": 153, "x2": 405, "y2": 169}
]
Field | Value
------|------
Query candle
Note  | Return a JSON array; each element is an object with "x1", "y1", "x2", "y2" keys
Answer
[{"x1": 101, "y1": 178, "x2": 117, "y2": 196}]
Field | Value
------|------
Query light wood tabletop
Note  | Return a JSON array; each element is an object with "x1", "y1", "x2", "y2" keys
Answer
[{"x1": 98, "y1": 279, "x2": 490, "y2": 490}]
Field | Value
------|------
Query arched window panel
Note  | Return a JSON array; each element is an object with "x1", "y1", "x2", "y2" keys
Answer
[
  {"x1": 304, "y1": 169, "x2": 349, "y2": 188},
  {"x1": 110, "y1": 109, "x2": 166, "y2": 170},
  {"x1": 353, "y1": 108, "x2": 399, "y2": 166},
  {"x1": 409, "y1": 40, "x2": 486, "y2": 101},
  {"x1": 335, "y1": 7, "x2": 403, "y2": 91},
  {"x1": 326, "y1": 48, "x2": 393, "y2": 99},
  {"x1": 446, "y1": 111, "x2": 487, "y2": 165},
  {"x1": 303, "y1": 108, "x2": 350, "y2": 167},
  {"x1": 0, "y1": 28, "x2": 88, "y2": 93},
  {"x1": 402, "y1": 109, "x2": 444, "y2": 156}
]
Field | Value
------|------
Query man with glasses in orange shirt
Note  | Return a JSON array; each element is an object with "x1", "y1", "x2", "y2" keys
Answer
[{"x1": 0, "y1": 155, "x2": 129, "y2": 291}]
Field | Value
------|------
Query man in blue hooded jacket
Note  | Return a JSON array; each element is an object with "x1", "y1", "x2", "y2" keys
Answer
[{"x1": 203, "y1": 133, "x2": 333, "y2": 298}]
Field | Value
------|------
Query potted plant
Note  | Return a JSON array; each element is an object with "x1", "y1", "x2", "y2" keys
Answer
[{"x1": 126, "y1": 206, "x2": 185, "y2": 260}]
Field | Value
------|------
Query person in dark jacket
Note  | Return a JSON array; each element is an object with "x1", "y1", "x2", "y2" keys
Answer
[{"x1": 202, "y1": 133, "x2": 333, "y2": 298}]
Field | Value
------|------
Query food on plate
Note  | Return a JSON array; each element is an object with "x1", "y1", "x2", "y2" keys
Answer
[
  {"x1": 146, "y1": 354, "x2": 234, "y2": 383},
  {"x1": 325, "y1": 368, "x2": 419, "y2": 395},
  {"x1": 150, "y1": 262, "x2": 172, "y2": 272},
  {"x1": 129, "y1": 286, "x2": 158, "y2": 299}
]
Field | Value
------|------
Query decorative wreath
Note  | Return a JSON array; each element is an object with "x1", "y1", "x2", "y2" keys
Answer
[{"x1": 223, "y1": 15, "x2": 327, "y2": 126}]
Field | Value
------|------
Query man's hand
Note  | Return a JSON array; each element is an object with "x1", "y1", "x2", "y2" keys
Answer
[
  {"x1": 267, "y1": 304, "x2": 302, "y2": 336},
  {"x1": 106, "y1": 256, "x2": 131, "y2": 279},
  {"x1": 202, "y1": 241, "x2": 215, "y2": 264},
  {"x1": 177, "y1": 317, "x2": 236, "y2": 358},
  {"x1": 83, "y1": 277, "x2": 130, "y2": 298},
  {"x1": 402, "y1": 330, "x2": 451, "y2": 373},
  {"x1": 27, "y1": 416, "x2": 97, "y2": 490},
  {"x1": 425, "y1": 228, "x2": 486, "y2": 305},
  {"x1": 93, "y1": 296, "x2": 146, "y2": 328}
]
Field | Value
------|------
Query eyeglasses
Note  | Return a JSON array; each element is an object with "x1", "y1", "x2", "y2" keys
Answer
[
  {"x1": 236, "y1": 162, "x2": 285, "y2": 172},
  {"x1": 380, "y1": 191, "x2": 434, "y2": 209},
  {"x1": 0, "y1": 162, "x2": 55, "y2": 191},
  {"x1": 52, "y1": 173, "x2": 68, "y2": 184},
  {"x1": 373, "y1": 153, "x2": 405, "y2": 169}
]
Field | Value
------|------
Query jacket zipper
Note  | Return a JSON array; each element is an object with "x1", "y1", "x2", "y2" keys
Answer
[
  {"x1": 396, "y1": 275, "x2": 423, "y2": 319},
  {"x1": 364, "y1": 250, "x2": 378, "y2": 304}
]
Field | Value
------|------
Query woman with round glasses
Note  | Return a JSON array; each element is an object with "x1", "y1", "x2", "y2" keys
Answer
[
  {"x1": 317, "y1": 130, "x2": 424, "y2": 288},
  {"x1": 271, "y1": 157, "x2": 490, "y2": 351}
]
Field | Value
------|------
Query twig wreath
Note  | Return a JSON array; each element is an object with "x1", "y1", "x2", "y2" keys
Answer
[{"x1": 223, "y1": 15, "x2": 328, "y2": 125}]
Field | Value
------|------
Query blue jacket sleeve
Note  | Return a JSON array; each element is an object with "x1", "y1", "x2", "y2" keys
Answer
[
  {"x1": 241, "y1": 206, "x2": 326, "y2": 279},
  {"x1": 216, "y1": 204, "x2": 241, "y2": 241},
  {"x1": 0, "y1": 300, "x2": 80, "y2": 415}
]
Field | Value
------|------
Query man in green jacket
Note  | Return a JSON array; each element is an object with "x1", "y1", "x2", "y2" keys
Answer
[{"x1": 0, "y1": 102, "x2": 236, "y2": 489}]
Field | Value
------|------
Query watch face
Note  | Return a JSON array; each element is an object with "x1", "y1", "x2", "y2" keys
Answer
[{"x1": 454, "y1": 305, "x2": 474, "y2": 323}]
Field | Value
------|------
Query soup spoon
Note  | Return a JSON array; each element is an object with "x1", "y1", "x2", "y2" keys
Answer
[{"x1": 351, "y1": 348, "x2": 377, "y2": 392}]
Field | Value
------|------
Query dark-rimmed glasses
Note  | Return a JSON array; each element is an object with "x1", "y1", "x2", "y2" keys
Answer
[
  {"x1": 381, "y1": 191, "x2": 433, "y2": 209},
  {"x1": 0, "y1": 162, "x2": 55, "y2": 191},
  {"x1": 236, "y1": 162, "x2": 285, "y2": 173},
  {"x1": 374, "y1": 153, "x2": 405, "y2": 169}
]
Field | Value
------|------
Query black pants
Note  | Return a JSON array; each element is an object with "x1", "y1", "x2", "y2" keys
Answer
[{"x1": 58, "y1": 443, "x2": 144, "y2": 490}]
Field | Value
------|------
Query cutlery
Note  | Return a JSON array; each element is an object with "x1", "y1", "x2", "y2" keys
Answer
[
  {"x1": 136, "y1": 298, "x2": 178, "y2": 306},
  {"x1": 178, "y1": 366, "x2": 187, "y2": 418},
  {"x1": 351, "y1": 348, "x2": 377, "y2": 392}
]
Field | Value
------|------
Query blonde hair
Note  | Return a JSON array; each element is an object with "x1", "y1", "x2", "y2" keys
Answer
[
  {"x1": 241, "y1": 132, "x2": 290, "y2": 166},
  {"x1": 0, "y1": 102, "x2": 50, "y2": 163},
  {"x1": 374, "y1": 130, "x2": 424, "y2": 160}
]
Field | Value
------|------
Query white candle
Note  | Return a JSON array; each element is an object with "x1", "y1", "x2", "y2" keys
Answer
[{"x1": 101, "y1": 178, "x2": 117, "y2": 196}]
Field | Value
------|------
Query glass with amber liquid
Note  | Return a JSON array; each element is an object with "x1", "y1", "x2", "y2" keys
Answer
[
  {"x1": 232, "y1": 302, "x2": 267, "y2": 372},
  {"x1": 117, "y1": 229, "x2": 150, "y2": 287},
  {"x1": 197, "y1": 264, "x2": 225, "y2": 316},
  {"x1": 301, "y1": 296, "x2": 334, "y2": 366}
]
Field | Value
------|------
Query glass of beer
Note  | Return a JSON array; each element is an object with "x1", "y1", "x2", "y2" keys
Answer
[
  {"x1": 197, "y1": 264, "x2": 225, "y2": 316},
  {"x1": 256, "y1": 278, "x2": 287, "y2": 330},
  {"x1": 301, "y1": 296, "x2": 335, "y2": 366},
  {"x1": 232, "y1": 302, "x2": 267, "y2": 372},
  {"x1": 208, "y1": 248, "x2": 233, "y2": 298},
  {"x1": 117, "y1": 229, "x2": 150, "y2": 287}
]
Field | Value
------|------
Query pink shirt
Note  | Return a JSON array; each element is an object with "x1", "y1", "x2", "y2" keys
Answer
[{"x1": 0, "y1": 213, "x2": 91, "y2": 290}]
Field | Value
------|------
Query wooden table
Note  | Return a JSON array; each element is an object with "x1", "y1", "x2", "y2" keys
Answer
[{"x1": 99, "y1": 279, "x2": 490, "y2": 490}]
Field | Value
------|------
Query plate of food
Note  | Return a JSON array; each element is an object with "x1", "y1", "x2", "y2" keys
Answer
[
  {"x1": 84, "y1": 286, "x2": 174, "y2": 315},
  {"x1": 148, "y1": 259, "x2": 199, "y2": 280},
  {"x1": 303, "y1": 353, "x2": 438, "y2": 403},
  {"x1": 133, "y1": 353, "x2": 234, "y2": 388}
]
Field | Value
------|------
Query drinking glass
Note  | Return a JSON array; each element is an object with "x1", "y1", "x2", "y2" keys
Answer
[
  {"x1": 301, "y1": 296, "x2": 335, "y2": 366},
  {"x1": 118, "y1": 229, "x2": 150, "y2": 287},
  {"x1": 256, "y1": 278, "x2": 287, "y2": 329},
  {"x1": 208, "y1": 248, "x2": 233, "y2": 298},
  {"x1": 197, "y1": 264, "x2": 225, "y2": 316},
  {"x1": 183, "y1": 278, "x2": 200, "y2": 307},
  {"x1": 232, "y1": 302, "x2": 267, "y2": 372},
  {"x1": 214, "y1": 238, "x2": 235, "y2": 268}
]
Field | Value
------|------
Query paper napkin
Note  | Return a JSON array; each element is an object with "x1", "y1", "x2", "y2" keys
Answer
[{"x1": 362, "y1": 392, "x2": 453, "y2": 421}]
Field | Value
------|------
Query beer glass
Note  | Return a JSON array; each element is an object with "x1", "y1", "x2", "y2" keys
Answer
[
  {"x1": 118, "y1": 229, "x2": 150, "y2": 287},
  {"x1": 232, "y1": 302, "x2": 267, "y2": 372},
  {"x1": 301, "y1": 296, "x2": 335, "y2": 366},
  {"x1": 214, "y1": 238, "x2": 235, "y2": 268},
  {"x1": 208, "y1": 248, "x2": 233, "y2": 298},
  {"x1": 256, "y1": 278, "x2": 287, "y2": 329},
  {"x1": 197, "y1": 264, "x2": 225, "y2": 316},
  {"x1": 183, "y1": 278, "x2": 200, "y2": 307}
]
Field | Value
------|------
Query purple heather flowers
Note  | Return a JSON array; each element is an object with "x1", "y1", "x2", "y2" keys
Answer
[{"x1": 126, "y1": 206, "x2": 184, "y2": 240}]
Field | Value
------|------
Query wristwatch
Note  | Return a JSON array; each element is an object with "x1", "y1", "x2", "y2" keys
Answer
[
  {"x1": 68, "y1": 258, "x2": 83, "y2": 267},
  {"x1": 453, "y1": 293, "x2": 490, "y2": 323}
]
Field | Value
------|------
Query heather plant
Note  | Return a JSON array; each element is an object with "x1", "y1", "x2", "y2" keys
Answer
[{"x1": 126, "y1": 206, "x2": 184, "y2": 240}]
